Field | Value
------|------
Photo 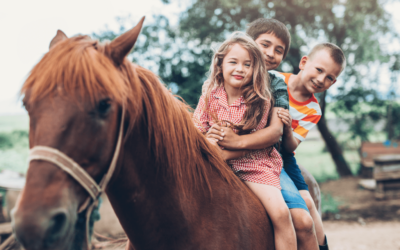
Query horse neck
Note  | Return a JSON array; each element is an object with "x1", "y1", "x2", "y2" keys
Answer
[{"x1": 105, "y1": 117, "x2": 196, "y2": 248}]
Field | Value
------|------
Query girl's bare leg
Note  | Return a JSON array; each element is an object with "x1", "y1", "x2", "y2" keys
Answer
[{"x1": 245, "y1": 181, "x2": 297, "y2": 250}]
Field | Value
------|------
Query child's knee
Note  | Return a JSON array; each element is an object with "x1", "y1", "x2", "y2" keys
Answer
[
  {"x1": 292, "y1": 211, "x2": 314, "y2": 234},
  {"x1": 270, "y1": 205, "x2": 291, "y2": 225}
]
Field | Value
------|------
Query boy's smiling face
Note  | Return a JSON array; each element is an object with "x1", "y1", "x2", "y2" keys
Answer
[
  {"x1": 254, "y1": 33, "x2": 285, "y2": 70},
  {"x1": 299, "y1": 49, "x2": 342, "y2": 94}
]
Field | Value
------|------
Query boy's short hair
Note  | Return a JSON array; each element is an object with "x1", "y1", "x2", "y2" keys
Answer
[
  {"x1": 308, "y1": 43, "x2": 346, "y2": 72},
  {"x1": 246, "y1": 18, "x2": 291, "y2": 59}
]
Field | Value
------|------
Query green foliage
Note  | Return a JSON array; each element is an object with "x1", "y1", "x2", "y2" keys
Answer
[
  {"x1": 331, "y1": 88, "x2": 386, "y2": 141},
  {"x1": 0, "y1": 133, "x2": 13, "y2": 149},
  {"x1": 0, "y1": 116, "x2": 29, "y2": 173},
  {"x1": 0, "y1": 130, "x2": 29, "y2": 174},
  {"x1": 0, "y1": 130, "x2": 29, "y2": 150}
]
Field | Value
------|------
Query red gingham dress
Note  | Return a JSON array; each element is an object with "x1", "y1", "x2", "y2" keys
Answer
[{"x1": 193, "y1": 87, "x2": 283, "y2": 189}]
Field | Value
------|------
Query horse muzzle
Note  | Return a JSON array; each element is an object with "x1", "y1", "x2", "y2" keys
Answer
[{"x1": 12, "y1": 206, "x2": 75, "y2": 250}]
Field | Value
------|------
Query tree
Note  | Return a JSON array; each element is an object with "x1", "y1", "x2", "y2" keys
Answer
[{"x1": 317, "y1": 91, "x2": 353, "y2": 176}]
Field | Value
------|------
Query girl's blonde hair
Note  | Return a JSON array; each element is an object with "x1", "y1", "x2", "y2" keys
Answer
[{"x1": 203, "y1": 32, "x2": 274, "y2": 133}]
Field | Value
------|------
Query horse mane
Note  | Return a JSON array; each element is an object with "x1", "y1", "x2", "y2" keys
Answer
[{"x1": 21, "y1": 35, "x2": 242, "y2": 197}]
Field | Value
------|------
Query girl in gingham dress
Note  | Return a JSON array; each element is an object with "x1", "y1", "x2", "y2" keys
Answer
[{"x1": 193, "y1": 32, "x2": 296, "y2": 250}]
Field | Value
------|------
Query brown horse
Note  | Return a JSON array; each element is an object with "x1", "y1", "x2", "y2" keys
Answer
[{"x1": 11, "y1": 17, "x2": 320, "y2": 250}]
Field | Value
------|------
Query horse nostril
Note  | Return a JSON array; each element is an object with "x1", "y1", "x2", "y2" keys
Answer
[
  {"x1": 12, "y1": 207, "x2": 72, "y2": 249},
  {"x1": 50, "y1": 212, "x2": 67, "y2": 235},
  {"x1": 44, "y1": 210, "x2": 69, "y2": 247}
]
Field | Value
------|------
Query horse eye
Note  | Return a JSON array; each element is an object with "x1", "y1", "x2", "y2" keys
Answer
[{"x1": 98, "y1": 99, "x2": 111, "y2": 114}]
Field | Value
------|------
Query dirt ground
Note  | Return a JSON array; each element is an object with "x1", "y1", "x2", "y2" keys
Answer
[
  {"x1": 324, "y1": 221, "x2": 400, "y2": 250},
  {"x1": 320, "y1": 177, "x2": 400, "y2": 250},
  {"x1": 320, "y1": 177, "x2": 400, "y2": 221}
]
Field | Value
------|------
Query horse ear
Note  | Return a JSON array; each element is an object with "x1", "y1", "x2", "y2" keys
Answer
[
  {"x1": 49, "y1": 30, "x2": 68, "y2": 49},
  {"x1": 108, "y1": 16, "x2": 145, "y2": 66}
]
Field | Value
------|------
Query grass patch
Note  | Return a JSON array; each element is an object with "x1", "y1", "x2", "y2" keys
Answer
[
  {"x1": 321, "y1": 192, "x2": 341, "y2": 214},
  {"x1": 295, "y1": 140, "x2": 360, "y2": 183}
]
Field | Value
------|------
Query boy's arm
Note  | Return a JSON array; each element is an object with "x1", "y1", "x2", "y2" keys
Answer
[
  {"x1": 282, "y1": 131, "x2": 301, "y2": 152},
  {"x1": 269, "y1": 71, "x2": 290, "y2": 112},
  {"x1": 221, "y1": 149, "x2": 249, "y2": 161},
  {"x1": 210, "y1": 107, "x2": 284, "y2": 150},
  {"x1": 239, "y1": 107, "x2": 284, "y2": 149}
]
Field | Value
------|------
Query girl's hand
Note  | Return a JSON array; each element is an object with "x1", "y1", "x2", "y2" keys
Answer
[
  {"x1": 277, "y1": 109, "x2": 292, "y2": 134},
  {"x1": 216, "y1": 122, "x2": 241, "y2": 149},
  {"x1": 206, "y1": 124, "x2": 225, "y2": 141}
]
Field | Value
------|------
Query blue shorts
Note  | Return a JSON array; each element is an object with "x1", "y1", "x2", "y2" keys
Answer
[
  {"x1": 282, "y1": 150, "x2": 309, "y2": 191},
  {"x1": 280, "y1": 168, "x2": 309, "y2": 212}
]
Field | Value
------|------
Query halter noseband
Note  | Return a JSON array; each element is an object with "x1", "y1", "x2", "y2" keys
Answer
[{"x1": 28, "y1": 108, "x2": 125, "y2": 249}]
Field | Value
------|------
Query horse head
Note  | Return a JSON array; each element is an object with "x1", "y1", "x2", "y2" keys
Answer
[{"x1": 11, "y1": 17, "x2": 145, "y2": 250}]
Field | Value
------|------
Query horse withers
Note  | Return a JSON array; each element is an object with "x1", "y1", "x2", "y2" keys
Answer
[{"x1": 11, "y1": 17, "x2": 320, "y2": 250}]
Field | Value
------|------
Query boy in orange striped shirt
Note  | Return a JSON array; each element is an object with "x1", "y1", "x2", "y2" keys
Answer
[{"x1": 276, "y1": 43, "x2": 346, "y2": 249}]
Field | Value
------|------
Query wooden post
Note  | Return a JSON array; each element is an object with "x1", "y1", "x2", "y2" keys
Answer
[{"x1": 374, "y1": 154, "x2": 400, "y2": 199}]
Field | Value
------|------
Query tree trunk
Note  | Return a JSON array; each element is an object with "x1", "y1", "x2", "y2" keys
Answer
[{"x1": 316, "y1": 91, "x2": 353, "y2": 177}]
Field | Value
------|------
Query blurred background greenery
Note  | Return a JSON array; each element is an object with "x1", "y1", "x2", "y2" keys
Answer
[{"x1": 0, "y1": 115, "x2": 29, "y2": 173}]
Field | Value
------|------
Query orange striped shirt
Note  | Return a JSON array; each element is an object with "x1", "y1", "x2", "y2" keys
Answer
[{"x1": 278, "y1": 72, "x2": 321, "y2": 141}]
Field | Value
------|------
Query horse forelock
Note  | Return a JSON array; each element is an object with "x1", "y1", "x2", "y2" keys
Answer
[
  {"x1": 21, "y1": 34, "x2": 241, "y2": 198},
  {"x1": 21, "y1": 36, "x2": 140, "y2": 112}
]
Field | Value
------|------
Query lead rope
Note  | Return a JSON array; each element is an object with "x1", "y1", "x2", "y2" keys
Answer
[{"x1": 28, "y1": 108, "x2": 125, "y2": 250}]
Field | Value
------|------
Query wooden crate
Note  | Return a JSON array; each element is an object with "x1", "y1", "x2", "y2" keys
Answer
[
  {"x1": 360, "y1": 141, "x2": 400, "y2": 178},
  {"x1": 373, "y1": 154, "x2": 400, "y2": 199}
]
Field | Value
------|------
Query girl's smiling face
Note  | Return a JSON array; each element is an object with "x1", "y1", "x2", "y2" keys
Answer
[{"x1": 222, "y1": 43, "x2": 253, "y2": 94}]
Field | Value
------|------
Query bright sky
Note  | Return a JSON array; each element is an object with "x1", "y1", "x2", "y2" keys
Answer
[
  {"x1": 1, "y1": 1, "x2": 400, "y2": 115},
  {"x1": 0, "y1": 0, "x2": 186, "y2": 115}
]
